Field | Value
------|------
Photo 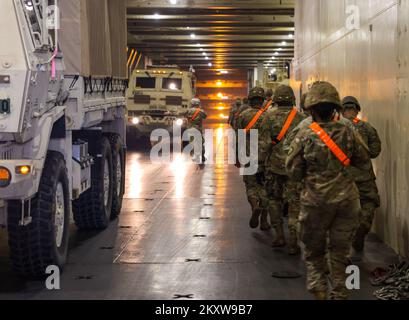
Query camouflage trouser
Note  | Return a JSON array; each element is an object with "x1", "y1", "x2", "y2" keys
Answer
[
  {"x1": 188, "y1": 127, "x2": 205, "y2": 162},
  {"x1": 284, "y1": 179, "x2": 302, "y2": 234},
  {"x1": 243, "y1": 174, "x2": 269, "y2": 211},
  {"x1": 265, "y1": 173, "x2": 301, "y2": 231},
  {"x1": 299, "y1": 199, "x2": 360, "y2": 300},
  {"x1": 356, "y1": 179, "x2": 380, "y2": 231}
]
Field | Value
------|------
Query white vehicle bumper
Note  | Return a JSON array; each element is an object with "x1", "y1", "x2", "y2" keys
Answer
[{"x1": 0, "y1": 159, "x2": 39, "y2": 200}]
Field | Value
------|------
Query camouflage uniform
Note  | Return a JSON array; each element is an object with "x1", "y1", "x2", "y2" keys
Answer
[
  {"x1": 259, "y1": 85, "x2": 306, "y2": 252},
  {"x1": 286, "y1": 82, "x2": 370, "y2": 300},
  {"x1": 342, "y1": 96, "x2": 382, "y2": 252},
  {"x1": 228, "y1": 98, "x2": 242, "y2": 127},
  {"x1": 186, "y1": 99, "x2": 208, "y2": 163},
  {"x1": 232, "y1": 102, "x2": 250, "y2": 130},
  {"x1": 236, "y1": 87, "x2": 270, "y2": 230}
]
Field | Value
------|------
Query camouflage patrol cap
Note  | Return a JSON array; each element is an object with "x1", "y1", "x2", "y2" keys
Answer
[
  {"x1": 273, "y1": 85, "x2": 296, "y2": 105},
  {"x1": 304, "y1": 81, "x2": 341, "y2": 109},
  {"x1": 342, "y1": 96, "x2": 361, "y2": 112},
  {"x1": 248, "y1": 87, "x2": 265, "y2": 100}
]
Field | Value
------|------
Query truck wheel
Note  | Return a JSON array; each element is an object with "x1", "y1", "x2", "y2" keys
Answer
[
  {"x1": 7, "y1": 151, "x2": 70, "y2": 277},
  {"x1": 109, "y1": 134, "x2": 125, "y2": 218},
  {"x1": 73, "y1": 137, "x2": 113, "y2": 229}
]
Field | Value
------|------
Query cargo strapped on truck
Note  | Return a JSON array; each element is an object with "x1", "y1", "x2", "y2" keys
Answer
[
  {"x1": 244, "y1": 100, "x2": 272, "y2": 133},
  {"x1": 309, "y1": 122, "x2": 351, "y2": 167},
  {"x1": 272, "y1": 108, "x2": 298, "y2": 145}
]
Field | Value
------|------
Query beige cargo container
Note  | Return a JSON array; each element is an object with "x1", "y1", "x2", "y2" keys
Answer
[{"x1": 59, "y1": 0, "x2": 127, "y2": 77}]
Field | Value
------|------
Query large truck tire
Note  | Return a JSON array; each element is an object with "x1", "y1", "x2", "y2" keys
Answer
[
  {"x1": 109, "y1": 134, "x2": 125, "y2": 219},
  {"x1": 73, "y1": 137, "x2": 113, "y2": 229},
  {"x1": 7, "y1": 151, "x2": 70, "y2": 277}
]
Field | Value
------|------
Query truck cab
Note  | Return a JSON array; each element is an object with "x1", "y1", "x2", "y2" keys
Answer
[{"x1": 127, "y1": 65, "x2": 196, "y2": 139}]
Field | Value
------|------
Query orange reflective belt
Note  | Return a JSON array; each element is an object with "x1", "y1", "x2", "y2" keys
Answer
[
  {"x1": 191, "y1": 108, "x2": 201, "y2": 121},
  {"x1": 244, "y1": 101, "x2": 272, "y2": 133},
  {"x1": 272, "y1": 108, "x2": 298, "y2": 145},
  {"x1": 353, "y1": 117, "x2": 360, "y2": 124},
  {"x1": 309, "y1": 122, "x2": 351, "y2": 167}
]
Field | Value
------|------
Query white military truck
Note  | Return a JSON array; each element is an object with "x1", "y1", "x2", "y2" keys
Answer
[
  {"x1": 0, "y1": 0, "x2": 126, "y2": 276},
  {"x1": 127, "y1": 65, "x2": 196, "y2": 140}
]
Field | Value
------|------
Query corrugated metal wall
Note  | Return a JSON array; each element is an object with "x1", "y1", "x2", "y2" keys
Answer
[{"x1": 293, "y1": 0, "x2": 409, "y2": 257}]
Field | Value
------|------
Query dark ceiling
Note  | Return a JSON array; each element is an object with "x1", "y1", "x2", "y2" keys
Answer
[{"x1": 127, "y1": 0, "x2": 295, "y2": 71}]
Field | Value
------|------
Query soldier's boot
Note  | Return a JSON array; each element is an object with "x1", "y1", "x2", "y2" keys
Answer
[
  {"x1": 272, "y1": 224, "x2": 286, "y2": 248},
  {"x1": 313, "y1": 291, "x2": 328, "y2": 301},
  {"x1": 260, "y1": 210, "x2": 271, "y2": 231},
  {"x1": 352, "y1": 225, "x2": 370, "y2": 253},
  {"x1": 248, "y1": 198, "x2": 261, "y2": 229},
  {"x1": 288, "y1": 229, "x2": 301, "y2": 256}
]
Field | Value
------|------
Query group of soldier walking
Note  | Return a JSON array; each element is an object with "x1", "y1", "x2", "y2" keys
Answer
[{"x1": 228, "y1": 82, "x2": 382, "y2": 300}]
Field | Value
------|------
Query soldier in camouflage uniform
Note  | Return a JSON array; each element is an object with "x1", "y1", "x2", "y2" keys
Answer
[
  {"x1": 259, "y1": 85, "x2": 306, "y2": 253},
  {"x1": 342, "y1": 96, "x2": 382, "y2": 253},
  {"x1": 232, "y1": 98, "x2": 250, "y2": 130},
  {"x1": 228, "y1": 98, "x2": 243, "y2": 127},
  {"x1": 186, "y1": 98, "x2": 208, "y2": 163},
  {"x1": 236, "y1": 87, "x2": 270, "y2": 231},
  {"x1": 286, "y1": 82, "x2": 370, "y2": 300}
]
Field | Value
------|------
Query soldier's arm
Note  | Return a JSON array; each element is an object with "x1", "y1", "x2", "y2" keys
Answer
[
  {"x1": 350, "y1": 130, "x2": 371, "y2": 171},
  {"x1": 367, "y1": 123, "x2": 382, "y2": 159},
  {"x1": 285, "y1": 133, "x2": 306, "y2": 181},
  {"x1": 283, "y1": 117, "x2": 311, "y2": 153},
  {"x1": 258, "y1": 115, "x2": 272, "y2": 166}
]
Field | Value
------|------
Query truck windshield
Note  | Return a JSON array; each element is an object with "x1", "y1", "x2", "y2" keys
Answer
[
  {"x1": 162, "y1": 78, "x2": 182, "y2": 91},
  {"x1": 136, "y1": 77, "x2": 156, "y2": 89}
]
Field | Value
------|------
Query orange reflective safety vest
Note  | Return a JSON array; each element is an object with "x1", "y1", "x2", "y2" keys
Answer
[
  {"x1": 353, "y1": 117, "x2": 361, "y2": 124},
  {"x1": 272, "y1": 108, "x2": 298, "y2": 145},
  {"x1": 244, "y1": 100, "x2": 272, "y2": 133},
  {"x1": 309, "y1": 122, "x2": 351, "y2": 167},
  {"x1": 191, "y1": 108, "x2": 202, "y2": 121}
]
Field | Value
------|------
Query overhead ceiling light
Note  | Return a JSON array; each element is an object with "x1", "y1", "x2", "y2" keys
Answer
[
  {"x1": 169, "y1": 0, "x2": 177, "y2": 4},
  {"x1": 190, "y1": 33, "x2": 196, "y2": 39},
  {"x1": 208, "y1": 63, "x2": 213, "y2": 67},
  {"x1": 202, "y1": 52, "x2": 206, "y2": 56},
  {"x1": 281, "y1": 41, "x2": 287, "y2": 45},
  {"x1": 278, "y1": 48, "x2": 283, "y2": 51},
  {"x1": 153, "y1": 13, "x2": 161, "y2": 19},
  {"x1": 288, "y1": 34, "x2": 294, "y2": 39},
  {"x1": 200, "y1": 48, "x2": 203, "y2": 51},
  {"x1": 274, "y1": 52, "x2": 279, "y2": 55},
  {"x1": 220, "y1": 70, "x2": 228, "y2": 74},
  {"x1": 205, "y1": 56, "x2": 209, "y2": 60}
]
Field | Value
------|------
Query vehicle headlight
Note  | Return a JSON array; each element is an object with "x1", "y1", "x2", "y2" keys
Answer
[
  {"x1": 0, "y1": 167, "x2": 11, "y2": 188},
  {"x1": 175, "y1": 119, "x2": 184, "y2": 126},
  {"x1": 132, "y1": 117, "x2": 140, "y2": 125}
]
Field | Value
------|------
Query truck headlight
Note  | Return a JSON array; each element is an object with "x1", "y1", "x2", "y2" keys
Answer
[
  {"x1": 15, "y1": 165, "x2": 31, "y2": 175},
  {"x1": 0, "y1": 167, "x2": 11, "y2": 188},
  {"x1": 175, "y1": 119, "x2": 183, "y2": 126},
  {"x1": 132, "y1": 117, "x2": 140, "y2": 125}
]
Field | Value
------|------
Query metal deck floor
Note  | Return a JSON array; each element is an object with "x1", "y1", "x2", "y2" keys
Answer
[{"x1": 0, "y1": 125, "x2": 399, "y2": 300}]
